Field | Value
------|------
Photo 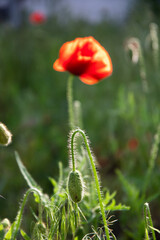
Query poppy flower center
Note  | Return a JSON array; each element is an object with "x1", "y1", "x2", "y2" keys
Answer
[
  {"x1": 67, "y1": 58, "x2": 90, "y2": 76},
  {"x1": 66, "y1": 42, "x2": 97, "y2": 76}
]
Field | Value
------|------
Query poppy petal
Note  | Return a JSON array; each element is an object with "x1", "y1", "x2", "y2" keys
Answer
[
  {"x1": 79, "y1": 75, "x2": 99, "y2": 85},
  {"x1": 53, "y1": 59, "x2": 66, "y2": 72},
  {"x1": 59, "y1": 39, "x2": 80, "y2": 66},
  {"x1": 79, "y1": 54, "x2": 112, "y2": 83}
]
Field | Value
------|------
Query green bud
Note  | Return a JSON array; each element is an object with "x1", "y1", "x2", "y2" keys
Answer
[
  {"x1": 68, "y1": 170, "x2": 83, "y2": 203},
  {"x1": 0, "y1": 123, "x2": 12, "y2": 146}
]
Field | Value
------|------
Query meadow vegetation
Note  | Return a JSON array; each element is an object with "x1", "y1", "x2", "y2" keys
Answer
[{"x1": 0, "y1": 2, "x2": 160, "y2": 239}]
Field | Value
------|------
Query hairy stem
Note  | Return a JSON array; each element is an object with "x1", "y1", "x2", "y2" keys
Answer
[{"x1": 70, "y1": 129, "x2": 110, "y2": 239}]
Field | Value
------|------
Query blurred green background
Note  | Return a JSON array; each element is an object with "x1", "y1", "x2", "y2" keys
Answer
[{"x1": 1, "y1": 0, "x2": 160, "y2": 238}]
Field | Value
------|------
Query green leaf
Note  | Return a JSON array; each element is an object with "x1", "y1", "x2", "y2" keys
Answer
[
  {"x1": 106, "y1": 202, "x2": 130, "y2": 211},
  {"x1": 15, "y1": 151, "x2": 50, "y2": 216},
  {"x1": 104, "y1": 191, "x2": 130, "y2": 211},
  {"x1": 15, "y1": 151, "x2": 50, "y2": 205},
  {"x1": 15, "y1": 151, "x2": 41, "y2": 190},
  {"x1": 4, "y1": 222, "x2": 15, "y2": 240},
  {"x1": 49, "y1": 177, "x2": 58, "y2": 194},
  {"x1": 104, "y1": 191, "x2": 116, "y2": 205},
  {"x1": 0, "y1": 224, "x2": 5, "y2": 240},
  {"x1": 0, "y1": 224, "x2": 4, "y2": 231},
  {"x1": 20, "y1": 229, "x2": 31, "y2": 240},
  {"x1": 49, "y1": 177, "x2": 57, "y2": 188}
]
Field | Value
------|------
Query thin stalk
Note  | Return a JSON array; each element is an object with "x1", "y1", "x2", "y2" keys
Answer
[
  {"x1": 70, "y1": 129, "x2": 110, "y2": 239},
  {"x1": 71, "y1": 130, "x2": 76, "y2": 171},
  {"x1": 74, "y1": 100, "x2": 83, "y2": 129},
  {"x1": 74, "y1": 203, "x2": 78, "y2": 229},
  {"x1": 67, "y1": 74, "x2": 74, "y2": 130},
  {"x1": 58, "y1": 161, "x2": 63, "y2": 183},
  {"x1": 144, "y1": 202, "x2": 156, "y2": 240}
]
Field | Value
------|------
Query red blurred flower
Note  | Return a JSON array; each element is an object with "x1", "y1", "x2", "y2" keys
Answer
[
  {"x1": 29, "y1": 12, "x2": 46, "y2": 24},
  {"x1": 53, "y1": 37, "x2": 113, "y2": 85},
  {"x1": 128, "y1": 138, "x2": 139, "y2": 151}
]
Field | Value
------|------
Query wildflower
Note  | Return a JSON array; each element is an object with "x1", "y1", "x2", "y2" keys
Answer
[
  {"x1": 128, "y1": 138, "x2": 139, "y2": 151},
  {"x1": 29, "y1": 12, "x2": 46, "y2": 24},
  {"x1": 53, "y1": 36, "x2": 113, "y2": 84}
]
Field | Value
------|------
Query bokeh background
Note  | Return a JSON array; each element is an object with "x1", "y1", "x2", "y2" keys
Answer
[{"x1": 1, "y1": 0, "x2": 160, "y2": 238}]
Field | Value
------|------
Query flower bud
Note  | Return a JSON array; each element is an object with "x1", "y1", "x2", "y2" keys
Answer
[
  {"x1": 0, "y1": 123, "x2": 12, "y2": 146},
  {"x1": 68, "y1": 170, "x2": 83, "y2": 203}
]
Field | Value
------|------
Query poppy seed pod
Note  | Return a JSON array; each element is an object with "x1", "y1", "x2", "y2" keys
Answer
[
  {"x1": 68, "y1": 170, "x2": 84, "y2": 203},
  {"x1": 0, "y1": 123, "x2": 12, "y2": 146}
]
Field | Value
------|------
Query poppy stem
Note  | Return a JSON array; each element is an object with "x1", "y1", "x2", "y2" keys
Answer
[
  {"x1": 67, "y1": 74, "x2": 74, "y2": 130},
  {"x1": 70, "y1": 129, "x2": 110, "y2": 239}
]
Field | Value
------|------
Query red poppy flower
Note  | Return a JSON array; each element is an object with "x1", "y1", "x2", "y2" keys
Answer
[
  {"x1": 53, "y1": 37, "x2": 113, "y2": 85},
  {"x1": 29, "y1": 12, "x2": 46, "y2": 24},
  {"x1": 128, "y1": 138, "x2": 139, "y2": 151}
]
